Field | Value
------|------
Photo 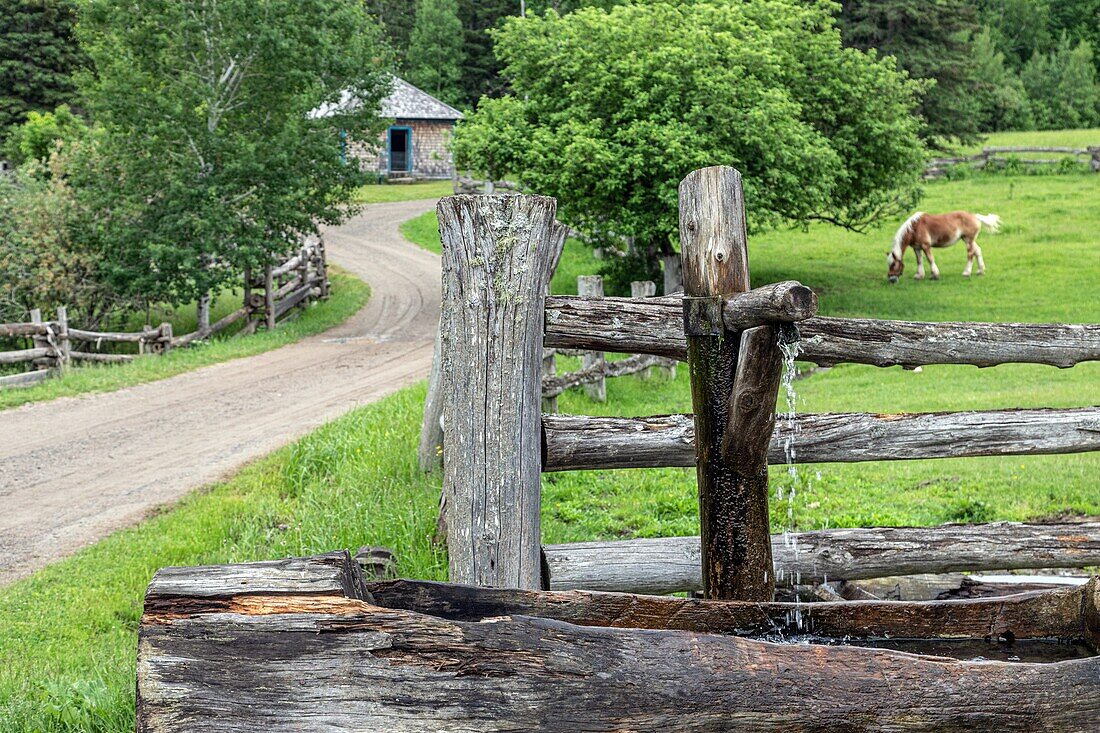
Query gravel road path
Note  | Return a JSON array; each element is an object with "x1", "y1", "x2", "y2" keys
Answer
[{"x1": 0, "y1": 199, "x2": 439, "y2": 586}]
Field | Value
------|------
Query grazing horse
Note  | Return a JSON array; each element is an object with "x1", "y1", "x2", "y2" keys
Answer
[{"x1": 886, "y1": 211, "x2": 1001, "y2": 283}]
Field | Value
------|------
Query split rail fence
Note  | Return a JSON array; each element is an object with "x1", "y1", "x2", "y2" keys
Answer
[
  {"x1": 136, "y1": 168, "x2": 1100, "y2": 730},
  {"x1": 926, "y1": 144, "x2": 1100, "y2": 178},
  {"x1": 0, "y1": 240, "x2": 328, "y2": 389}
]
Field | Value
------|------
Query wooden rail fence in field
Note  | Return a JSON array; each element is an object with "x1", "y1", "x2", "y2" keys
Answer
[
  {"x1": 137, "y1": 168, "x2": 1100, "y2": 731},
  {"x1": 0, "y1": 240, "x2": 328, "y2": 389},
  {"x1": 926, "y1": 145, "x2": 1100, "y2": 178}
]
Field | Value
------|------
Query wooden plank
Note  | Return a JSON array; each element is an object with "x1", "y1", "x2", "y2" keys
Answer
[
  {"x1": 264, "y1": 264, "x2": 275, "y2": 331},
  {"x1": 138, "y1": 590, "x2": 1100, "y2": 731},
  {"x1": 438, "y1": 193, "x2": 566, "y2": 590},
  {"x1": 272, "y1": 282, "x2": 313, "y2": 320},
  {"x1": 543, "y1": 521, "x2": 1100, "y2": 593},
  {"x1": 578, "y1": 275, "x2": 606, "y2": 401},
  {"x1": 544, "y1": 308, "x2": 1100, "y2": 368},
  {"x1": 69, "y1": 351, "x2": 134, "y2": 363},
  {"x1": 0, "y1": 347, "x2": 52, "y2": 365},
  {"x1": 679, "y1": 166, "x2": 753, "y2": 600},
  {"x1": 541, "y1": 406, "x2": 1100, "y2": 471},
  {"x1": 417, "y1": 319, "x2": 445, "y2": 472},
  {"x1": 799, "y1": 317, "x2": 1100, "y2": 368},
  {"x1": 144, "y1": 551, "x2": 368, "y2": 611},
  {"x1": 0, "y1": 369, "x2": 50, "y2": 388},
  {"x1": 983, "y1": 146, "x2": 1089, "y2": 154},
  {"x1": 366, "y1": 577, "x2": 1097, "y2": 644},
  {"x1": 67, "y1": 328, "x2": 156, "y2": 343},
  {"x1": 0, "y1": 322, "x2": 51, "y2": 338}
]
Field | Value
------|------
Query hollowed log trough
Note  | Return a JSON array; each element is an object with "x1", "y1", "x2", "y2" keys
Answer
[{"x1": 137, "y1": 552, "x2": 1100, "y2": 732}]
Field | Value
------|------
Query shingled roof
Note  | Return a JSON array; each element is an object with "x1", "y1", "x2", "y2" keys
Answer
[{"x1": 310, "y1": 77, "x2": 463, "y2": 121}]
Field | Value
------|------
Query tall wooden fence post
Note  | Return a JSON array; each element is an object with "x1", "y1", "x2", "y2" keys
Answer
[
  {"x1": 438, "y1": 193, "x2": 566, "y2": 590},
  {"x1": 679, "y1": 165, "x2": 774, "y2": 601},
  {"x1": 630, "y1": 280, "x2": 658, "y2": 380},
  {"x1": 264, "y1": 265, "x2": 275, "y2": 331},
  {"x1": 542, "y1": 350, "x2": 558, "y2": 413},
  {"x1": 55, "y1": 306, "x2": 71, "y2": 370},
  {"x1": 418, "y1": 319, "x2": 445, "y2": 473},
  {"x1": 577, "y1": 275, "x2": 606, "y2": 402}
]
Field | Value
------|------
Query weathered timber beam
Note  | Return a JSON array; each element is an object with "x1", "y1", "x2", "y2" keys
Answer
[
  {"x1": 69, "y1": 351, "x2": 134, "y2": 363},
  {"x1": 983, "y1": 146, "x2": 1089, "y2": 154},
  {"x1": 170, "y1": 305, "x2": 251, "y2": 348},
  {"x1": 0, "y1": 322, "x2": 53, "y2": 338},
  {"x1": 366, "y1": 577, "x2": 1098, "y2": 644},
  {"x1": 272, "y1": 282, "x2": 313, "y2": 319},
  {"x1": 0, "y1": 347, "x2": 53, "y2": 365},
  {"x1": 541, "y1": 407, "x2": 1100, "y2": 471},
  {"x1": 544, "y1": 309, "x2": 1100, "y2": 368},
  {"x1": 541, "y1": 353, "x2": 677, "y2": 398},
  {"x1": 144, "y1": 551, "x2": 368, "y2": 611},
  {"x1": 543, "y1": 280, "x2": 816, "y2": 359},
  {"x1": 542, "y1": 521, "x2": 1100, "y2": 593},
  {"x1": 798, "y1": 317, "x2": 1100, "y2": 368},
  {"x1": 138, "y1": 590, "x2": 1100, "y2": 732},
  {"x1": 68, "y1": 327, "x2": 161, "y2": 343},
  {"x1": 0, "y1": 369, "x2": 51, "y2": 388}
]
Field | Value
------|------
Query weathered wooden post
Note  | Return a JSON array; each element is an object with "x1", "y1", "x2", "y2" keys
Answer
[
  {"x1": 55, "y1": 306, "x2": 71, "y2": 370},
  {"x1": 577, "y1": 275, "x2": 606, "y2": 402},
  {"x1": 438, "y1": 193, "x2": 566, "y2": 589},
  {"x1": 630, "y1": 280, "x2": 658, "y2": 380},
  {"x1": 298, "y1": 246, "x2": 310, "y2": 311},
  {"x1": 264, "y1": 264, "x2": 275, "y2": 331},
  {"x1": 542, "y1": 349, "x2": 558, "y2": 413},
  {"x1": 159, "y1": 323, "x2": 173, "y2": 354},
  {"x1": 417, "y1": 319, "x2": 445, "y2": 473},
  {"x1": 317, "y1": 238, "x2": 330, "y2": 299},
  {"x1": 679, "y1": 166, "x2": 775, "y2": 601}
]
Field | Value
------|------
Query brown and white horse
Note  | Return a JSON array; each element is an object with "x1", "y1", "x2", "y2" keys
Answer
[{"x1": 886, "y1": 211, "x2": 1001, "y2": 283}]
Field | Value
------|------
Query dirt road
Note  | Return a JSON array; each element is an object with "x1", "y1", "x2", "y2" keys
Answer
[{"x1": 0, "y1": 199, "x2": 439, "y2": 586}]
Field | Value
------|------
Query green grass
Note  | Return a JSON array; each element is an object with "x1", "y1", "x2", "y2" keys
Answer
[
  {"x1": 2, "y1": 165, "x2": 1099, "y2": 730},
  {"x1": 0, "y1": 270, "x2": 370, "y2": 411},
  {"x1": 954, "y1": 128, "x2": 1100, "y2": 154},
  {"x1": 352, "y1": 179, "x2": 452, "y2": 204}
]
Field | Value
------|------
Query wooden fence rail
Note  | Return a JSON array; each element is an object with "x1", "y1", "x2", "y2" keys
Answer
[
  {"x1": 541, "y1": 406, "x2": 1100, "y2": 471},
  {"x1": 546, "y1": 300, "x2": 1100, "y2": 368},
  {"x1": 0, "y1": 239, "x2": 328, "y2": 388},
  {"x1": 926, "y1": 145, "x2": 1100, "y2": 178}
]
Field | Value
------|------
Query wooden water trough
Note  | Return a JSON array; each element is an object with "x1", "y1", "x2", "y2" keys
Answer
[
  {"x1": 138, "y1": 168, "x2": 1100, "y2": 730},
  {"x1": 138, "y1": 552, "x2": 1100, "y2": 731}
]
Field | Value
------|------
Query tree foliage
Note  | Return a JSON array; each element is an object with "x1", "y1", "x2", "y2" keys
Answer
[
  {"x1": 3, "y1": 103, "x2": 87, "y2": 164},
  {"x1": 1021, "y1": 36, "x2": 1100, "y2": 129},
  {"x1": 454, "y1": 0, "x2": 925, "y2": 282},
  {"x1": 405, "y1": 0, "x2": 465, "y2": 105},
  {"x1": 0, "y1": 0, "x2": 85, "y2": 138},
  {"x1": 839, "y1": 0, "x2": 983, "y2": 145},
  {"x1": 75, "y1": 0, "x2": 390, "y2": 306}
]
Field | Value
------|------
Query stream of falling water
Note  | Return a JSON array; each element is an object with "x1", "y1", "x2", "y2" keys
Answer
[{"x1": 776, "y1": 323, "x2": 806, "y2": 630}]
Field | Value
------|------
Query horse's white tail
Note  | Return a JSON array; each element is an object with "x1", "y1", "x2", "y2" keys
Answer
[{"x1": 975, "y1": 213, "x2": 1002, "y2": 233}]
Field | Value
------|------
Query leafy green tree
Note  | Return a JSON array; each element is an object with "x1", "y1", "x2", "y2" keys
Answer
[
  {"x1": 0, "y1": 0, "x2": 85, "y2": 138},
  {"x1": 456, "y1": 0, "x2": 517, "y2": 103},
  {"x1": 971, "y1": 28, "x2": 1033, "y2": 131},
  {"x1": 978, "y1": 0, "x2": 1054, "y2": 68},
  {"x1": 839, "y1": 0, "x2": 984, "y2": 146},
  {"x1": 3, "y1": 103, "x2": 87, "y2": 164},
  {"x1": 406, "y1": 0, "x2": 465, "y2": 104},
  {"x1": 367, "y1": 0, "x2": 418, "y2": 69},
  {"x1": 454, "y1": 0, "x2": 925, "y2": 287},
  {"x1": 1022, "y1": 36, "x2": 1100, "y2": 129},
  {"x1": 75, "y1": 0, "x2": 390, "y2": 307}
]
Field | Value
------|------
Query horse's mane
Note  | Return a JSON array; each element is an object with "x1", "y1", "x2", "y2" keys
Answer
[{"x1": 891, "y1": 212, "x2": 924, "y2": 258}]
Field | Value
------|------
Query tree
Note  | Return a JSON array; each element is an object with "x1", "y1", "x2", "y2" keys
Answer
[
  {"x1": 454, "y1": 1, "x2": 925, "y2": 289},
  {"x1": 1022, "y1": 36, "x2": 1100, "y2": 129},
  {"x1": 75, "y1": 0, "x2": 391, "y2": 308},
  {"x1": 977, "y1": 0, "x2": 1054, "y2": 69},
  {"x1": 0, "y1": 0, "x2": 85, "y2": 138},
  {"x1": 839, "y1": 1, "x2": 984, "y2": 146},
  {"x1": 367, "y1": 0, "x2": 418, "y2": 70},
  {"x1": 971, "y1": 28, "x2": 1033, "y2": 131},
  {"x1": 456, "y1": 0, "x2": 517, "y2": 103},
  {"x1": 3, "y1": 103, "x2": 87, "y2": 164},
  {"x1": 406, "y1": 0, "x2": 465, "y2": 105}
]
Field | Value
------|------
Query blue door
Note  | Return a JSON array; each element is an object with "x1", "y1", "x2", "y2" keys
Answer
[{"x1": 388, "y1": 126, "x2": 412, "y2": 173}]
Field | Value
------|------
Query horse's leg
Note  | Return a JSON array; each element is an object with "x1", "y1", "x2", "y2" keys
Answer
[
  {"x1": 974, "y1": 241, "x2": 986, "y2": 275},
  {"x1": 963, "y1": 236, "x2": 976, "y2": 277},
  {"x1": 913, "y1": 247, "x2": 925, "y2": 279},
  {"x1": 925, "y1": 244, "x2": 941, "y2": 280}
]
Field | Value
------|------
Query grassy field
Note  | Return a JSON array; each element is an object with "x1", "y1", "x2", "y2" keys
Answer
[
  {"x1": 954, "y1": 128, "x2": 1100, "y2": 154},
  {"x1": 1, "y1": 170, "x2": 1098, "y2": 731},
  {"x1": 0, "y1": 270, "x2": 370, "y2": 411},
  {"x1": 352, "y1": 179, "x2": 453, "y2": 203}
]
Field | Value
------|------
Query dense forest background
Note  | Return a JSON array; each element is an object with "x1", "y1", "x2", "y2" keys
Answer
[{"x1": 4, "y1": 0, "x2": 1099, "y2": 151}]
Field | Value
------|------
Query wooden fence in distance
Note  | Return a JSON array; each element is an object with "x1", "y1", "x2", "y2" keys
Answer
[
  {"x1": 0, "y1": 239, "x2": 328, "y2": 389},
  {"x1": 926, "y1": 145, "x2": 1100, "y2": 178}
]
